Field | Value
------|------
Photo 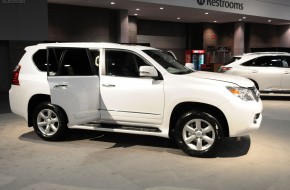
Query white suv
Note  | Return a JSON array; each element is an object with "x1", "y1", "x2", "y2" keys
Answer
[
  {"x1": 9, "y1": 43, "x2": 262, "y2": 157},
  {"x1": 219, "y1": 52, "x2": 290, "y2": 93}
]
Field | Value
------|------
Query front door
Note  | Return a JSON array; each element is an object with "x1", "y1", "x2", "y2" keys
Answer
[
  {"x1": 47, "y1": 47, "x2": 100, "y2": 126},
  {"x1": 100, "y1": 49, "x2": 164, "y2": 125}
]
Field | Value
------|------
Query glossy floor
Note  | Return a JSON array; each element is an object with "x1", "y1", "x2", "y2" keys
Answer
[{"x1": 0, "y1": 96, "x2": 290, "y2": 190}]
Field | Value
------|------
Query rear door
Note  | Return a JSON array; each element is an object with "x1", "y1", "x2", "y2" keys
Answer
[
  {"x1": 249, "y1": 56, "x2": 282, "y2": 90},
  {"x1": 47, "y1": 47, "x2": 100, "y2": 126},
  {"x1": 281, "y1": 56, "x2": 290, "y2": 91}
]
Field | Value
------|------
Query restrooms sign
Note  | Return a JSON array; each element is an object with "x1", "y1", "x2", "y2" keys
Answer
[{"x1": 196, "y1": 0, "x2": 244, "y2": 10}]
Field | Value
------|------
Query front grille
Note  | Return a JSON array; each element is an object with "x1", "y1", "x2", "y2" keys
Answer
[{"x1": 249, "y1": 87, "x2": 260, "y2": 102}]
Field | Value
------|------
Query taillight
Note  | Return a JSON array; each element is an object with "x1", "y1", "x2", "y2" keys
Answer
[
  {"x1": 219, "y1": 66, "x2": 232, "y2": 73},
  {"x1": 12, "y1": 65, "x2": 21, "y2": 86}
]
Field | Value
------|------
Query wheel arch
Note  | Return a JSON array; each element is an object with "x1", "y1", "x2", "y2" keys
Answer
[
  {"x1": 249, "y1": 79, "x2": 259, "y2": 90},
  {"x1": 169, "y1": 102, "x2": 229, "y2": 138},
  {"x1": 27, "y1": 94, "x2": 68, "y2": 127}
]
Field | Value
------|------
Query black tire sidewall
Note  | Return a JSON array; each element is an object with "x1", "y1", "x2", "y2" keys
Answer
[
  {"x1": 32, "y1": 102, "x2": 68, "y2": 141},
  {"x1": 175, "y1": 111, "x2": 223, "y2": 157}
]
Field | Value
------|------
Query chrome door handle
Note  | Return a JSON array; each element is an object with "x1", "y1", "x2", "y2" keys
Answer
[
  {"x1": 251, "y1": 70, "x2": 258, "y2": 73},
  {"x1": 102, "y1": 84, "x2": 116, "y2": 87},
  {"x1": 53, "y1": 84, "x2": 68, "y2": 88}
]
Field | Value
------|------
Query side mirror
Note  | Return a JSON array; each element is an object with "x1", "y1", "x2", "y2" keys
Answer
[
  {"x1": 185, "y1": 63, "x2": 195, "y2": 70},
  {"x1": 139, "y1": 66, "x2": 158, "y2": 77}
]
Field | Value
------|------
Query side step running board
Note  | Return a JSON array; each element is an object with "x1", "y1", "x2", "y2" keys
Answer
[{"x1": 80, "y1": 122, "x2": 162, "y2": 133}]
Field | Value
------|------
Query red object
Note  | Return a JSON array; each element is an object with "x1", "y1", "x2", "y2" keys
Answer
[
  {"x1": 219, "y1": 66, "x2": 232, "y2": 73},
  {"x1": 12, "y1": 65, "x2": 21, "y2": 86},
  {"x1": 185, "y1": 50, "x2": 192, "y2": 63},
  {"x1": 211, "y1": 35, "x2": 216, "y2": 39}
]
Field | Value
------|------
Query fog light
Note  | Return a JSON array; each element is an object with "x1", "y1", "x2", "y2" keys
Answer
[{"x1": 253, "y1": 113, "x2": 260, "y2": 124}]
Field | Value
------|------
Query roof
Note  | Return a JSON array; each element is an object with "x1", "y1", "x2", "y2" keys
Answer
[{"x1": 25, "y1": 42, "x2": 157, "y2": 51}]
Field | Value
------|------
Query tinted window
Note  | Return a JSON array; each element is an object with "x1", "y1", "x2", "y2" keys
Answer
[
  {"x1": 252, "y1": 56, "x2": 281, "y2": 67},
  {"x1": 225, "y1": 56, "x2": 241, "y2": 65},
  {"x1": 48, "y1": 48, "x2": 94, "y2": 76},
  {"x1": 105, "y1": 50, "x2": 148, "y2": 77},
  {"x1": 144, "y1": 50, "x2": 192, "y2": 74},
  {"x1": 241, "y1": 59, "x2": 255, "y2": 66},
  {"x1": 281, "y1": 56, "x2": 290, "y2": 68},
  {"x1": 33, "y1": 49, "x2": 47, "y2": 72}
]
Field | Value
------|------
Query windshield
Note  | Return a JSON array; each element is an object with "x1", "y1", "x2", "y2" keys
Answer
[{"x1": 143, "y1": 50, "x2": 193, "y2": 74}]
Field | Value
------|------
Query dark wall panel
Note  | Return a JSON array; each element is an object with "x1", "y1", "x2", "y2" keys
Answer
[
  {"x1": 48, "y1": 4, "x2": 118, "y2": 42},
  {"x1": 0, "y1": 0, "x2": 47, "y2": 40}
]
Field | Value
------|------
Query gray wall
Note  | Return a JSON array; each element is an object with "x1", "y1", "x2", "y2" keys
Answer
[
  {"x1": 48, "y1": 4, "x2": 119, "y2": 42},
  {"x1": 137, "y1": 19, "x2": 187, "y2": 61},
  {"x1": 0, "y1": 0, "x2": 47, "y2": 40},
  {"x1": 279, "y1": 25, "x2": 290, "y2": 47}
]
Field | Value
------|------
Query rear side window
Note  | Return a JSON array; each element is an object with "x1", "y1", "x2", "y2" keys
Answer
[
  {"x1": 225, "y1": 56, "x2": 241, "y2": 65},
  {"x1": 48, "y1": 48, "x2": 95, "y2": 76},
  {"x1": 33, "y1": 49, "x2": 47, "y2": 72},
  {"x1": 281, "y1": 56, "x2": 290, "y2": 68},
  {"x1": 252, "y1": 56, "x2": 282, "y2": 67},
  {"x1": 241, "y1": 58, "x2": 255, "y2": 66}
]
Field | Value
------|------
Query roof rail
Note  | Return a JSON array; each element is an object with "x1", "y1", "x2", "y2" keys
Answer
[{"x1": 245, "y1": 52, "x2": 290, "y2": 55}]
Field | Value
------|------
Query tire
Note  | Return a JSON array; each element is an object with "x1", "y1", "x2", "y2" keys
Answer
[
  {"x1": 175, "y1": 111, "x2": 224, "y2": 157},
  {"x1": 32, "y1": 102, "x2": 68, "y2": 141}
]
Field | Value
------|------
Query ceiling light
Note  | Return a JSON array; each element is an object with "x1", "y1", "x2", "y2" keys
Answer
[
  {"x1": 110, "y1": 2, "x2": 115, "y2": 5},
  {"x1": 239, "y1": 19, "x2": 242, "y2": 21},
  {"x1": 134, "y1": 13, "x2": 138, "y2": 16},
  {"x1": 136, "y1": 8, "x2": 140, "y2": 11},
  {"x1": 243, "y1": 17, "x2": 246, "y2": 19},
  {"x1": 205, "y1": 12, "x2": 209, "y2": 15},
  {"x1": 268, "y1": 20, "x2": 272, "y2": 22},
  {"x1": 177, "y1": 17, "x2": 181, "y2": 20},
  {"x1": 214, "y1": 21, "x2": 217, "y2": 23},
  {"x1": 160, "y1": 7, "x2": 164, "y2": 10}
]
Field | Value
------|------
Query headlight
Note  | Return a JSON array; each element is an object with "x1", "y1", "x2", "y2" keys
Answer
[{"x1": 226, "y1": 86, "x2": 254, "y2": 101}]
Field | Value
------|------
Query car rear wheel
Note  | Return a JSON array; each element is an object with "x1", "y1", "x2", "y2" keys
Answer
[
  {"x1": 175, "y1": 111, "x2": 223, "y2": 157},
  {"x1": 32, "y1": 102, "x2": 68, "y2": 141}
]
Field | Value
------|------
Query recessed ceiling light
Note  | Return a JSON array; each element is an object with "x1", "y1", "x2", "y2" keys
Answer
[
  {"x1": 239, "y1": 19, "x2": 242, "y2": 21},
  {"x1": 205, "y1": 12, "x2": 209, "y2": 15},
  {"x1": 243, "y1": 17, "x2": 246, "y2": 19},
  {"x1": 134, "y1": 13, "x2": 138, "y2": 16},
  {"x1": 160, "y1": 7, "x2": 164, "y2": 10},
  {"x1": 214, "y1": 21, "x2": 217, "y2": 23},
  {"x1": 177, "y1": 17, "x2": 181, "y2": 20},
  {"x1": 268, "y1": 20, "x2": 272, "y2": 22},
  {"x1": 136, "y1": 8, "x2": 140, "y2": 11},
  {"x1": 110, "y1": 2, "x2": 115, "y2": 5}
]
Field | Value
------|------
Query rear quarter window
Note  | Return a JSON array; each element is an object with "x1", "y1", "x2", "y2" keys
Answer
[{"x1": 33, "y1": 49, "x2": 47, "y2": 72}]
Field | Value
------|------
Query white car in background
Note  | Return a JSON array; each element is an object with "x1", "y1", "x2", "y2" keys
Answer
[{"x1": 219, "y1": 52, "x2": 290, "y2": 93}]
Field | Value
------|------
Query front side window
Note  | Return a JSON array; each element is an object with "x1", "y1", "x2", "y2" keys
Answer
[
  {"x1": 252, "y1": 56, "x2": 282, "y2": 67},
  {"x1": 48, "y1": 48, "x2": 95, "y2": 76},
  {"x1": 143, "y1": 50, "x2": 193, "y2": 74},
  {"x1": 105, "y1": 50, "x2": 148, "y2": 77}
]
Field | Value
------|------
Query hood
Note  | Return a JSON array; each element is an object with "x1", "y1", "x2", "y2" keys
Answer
[{"x1": 185, "y1": 71, "x2": 254, "y2": 87}]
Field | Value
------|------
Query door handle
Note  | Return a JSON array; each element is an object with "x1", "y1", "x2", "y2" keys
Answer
[
  {"x1": 53, "y1": 84, "x2": 68, "y2": 88},
  {"x1": 284, "y1": 71, "x2": 290, "y2": 74},
  {"x1": 102, "y1": 84, "x2": 116, "y2": 87},
  {"x1": 251, "y1": 70, "x2": 258, "y2": 73}
]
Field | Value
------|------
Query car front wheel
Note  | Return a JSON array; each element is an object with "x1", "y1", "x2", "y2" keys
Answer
[
  {"x1": 32, "y1": 102, "x2": 68, "y2": 141},
  {"x1": 175, "y1": 111, "x2": 224, "y2": 157}
]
